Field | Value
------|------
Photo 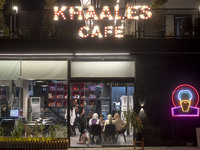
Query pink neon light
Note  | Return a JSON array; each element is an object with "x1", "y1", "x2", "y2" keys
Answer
[
  {"x1": 171, "y1": 84, "x2": 200, "y2": 117},
  {"x1": 171, "y1": 106, "x2": 200, "y2": 117},
  {"x1": 172, "y1": 84, "x2": 199, "y2": 107}
]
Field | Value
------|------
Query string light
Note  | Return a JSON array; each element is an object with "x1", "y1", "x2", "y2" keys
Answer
[
  {"x1": 69, "y1": 6, "x2": 83, "y2": 20},
  {"x1": 79, "y1": 26, "x2": 90, "y2": 38},
  {"x1": 114, "y1": 26, "x2": 124, "y2": 38},
  {"x1": 100, "y1": 6, "x2": 113, "y2": 20},
  {"x1": 104, "y1": 26, "x2": 113, "y2": 37},
  {"x1": 115, "y1": 5, "x2": 125, "y2": 20},
  {"x1": 91, "y1": 26, "x2": 103, "y2": 38},
  {"x1": 54, "y1": 5, "x2": 152, "y2": 21},
  {"x1": 127, "y1": 6, "x2": 140, "y2": 20},
  {"x1": 54, "y1": 6, "x2": 67, "y2": 20},
  {"x1": 85, "y1": 6, "x2": 98, "y2": 20},
  {"x1": 140, "y1": 5, "x2": 152, "y2": 19}
]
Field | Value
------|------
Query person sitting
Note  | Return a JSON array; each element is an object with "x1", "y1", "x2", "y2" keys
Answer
[
  {"x1": 113, "y1": 113, "x2": 126, "y2": 133},
  {"x1": 103, "y1": 114, "x2": 116, "y2": 144},
  {"x1": 103, "y1": 114, "x2": 116, "y2": 131},
  {"x1": 99, "y1": 114, "x2": 105, "y2": 128},
  {"x1": 89, "y1": 113, "x2": 100, "y2": 126},
  {"x1": 89, "y1": 113, "x2": 101, "y2": 144}
]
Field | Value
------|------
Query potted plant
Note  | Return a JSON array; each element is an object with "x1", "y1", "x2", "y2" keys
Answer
[
  {"x1": 150, "y1": 0, "x2": 168, "y2": 37},
  {"x1": 11, "y1": 118, "x2": 24, "y2": 141},
  {"x1": 123, "y1": 110, "x2": 143, "y2": 140},
  {"x1": 0, "y1": 0, "x2": 9, "y2": 37},
  {"x1": 42, "y1": 0, "x2": 57, "y2": 37}
]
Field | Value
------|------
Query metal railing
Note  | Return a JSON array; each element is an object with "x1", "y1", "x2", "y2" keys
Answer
[{"x1": 0, "y1": 8, "x2": 199, "y2": 39}]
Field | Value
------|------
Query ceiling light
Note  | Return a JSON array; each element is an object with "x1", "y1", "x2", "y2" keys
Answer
[
  {"x1": 0, "y1": 53, "x2": 74, "y2": 56},
  {"x1": 75, "y1": 53, "x2": 130, "y2": 56}
]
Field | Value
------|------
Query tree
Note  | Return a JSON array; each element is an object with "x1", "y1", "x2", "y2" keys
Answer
[
  {"x1": 151, "y1": 0, "x2": 168, "y2": 36},
  {"x1": 42, "y1": 0, "x2": 57, "y2": 37},
  {"x1": 0, "y1": 0, "x2": 9, "y2": 36}
]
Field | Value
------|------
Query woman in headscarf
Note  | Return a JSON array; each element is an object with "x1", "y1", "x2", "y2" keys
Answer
[{"x1": 89, "y1": 113, "x2": 100, "y2": 126}]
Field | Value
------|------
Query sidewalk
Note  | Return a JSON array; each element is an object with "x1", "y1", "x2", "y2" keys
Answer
[{"x1": 68, "y1": 147, "x2": 200, "y2": 150}]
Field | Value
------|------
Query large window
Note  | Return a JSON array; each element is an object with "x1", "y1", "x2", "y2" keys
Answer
[
  {"x1": 0, "y1": 59, "x2": 135, "y2": 147},
  {"x1": 70, "y1": 82, "x2": 134, "y2": 147}
]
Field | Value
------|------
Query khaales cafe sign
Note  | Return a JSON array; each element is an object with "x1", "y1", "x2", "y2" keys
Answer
[{"x1": 54, "y1": 5, "x2": 152, "y2": 38}]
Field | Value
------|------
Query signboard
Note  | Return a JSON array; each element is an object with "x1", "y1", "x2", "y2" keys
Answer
[
  {"x1": 171, "y1": 84, "x2": 199, "y2": 117},
  {"x1": 54, "y1": 5, "x2": 152, "y2": 38}
]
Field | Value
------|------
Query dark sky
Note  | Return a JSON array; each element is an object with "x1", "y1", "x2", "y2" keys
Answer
[
  {"x1": 4, "y1": 0, "x2": 81, "y2": 10},
  {"x1": 4, "y1": 0, "x2": 45, "y2": 10}
]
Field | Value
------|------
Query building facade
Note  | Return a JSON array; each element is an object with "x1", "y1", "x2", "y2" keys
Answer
[{"x1": 0, "y1": 0, "x2": 200, "y2": 148}]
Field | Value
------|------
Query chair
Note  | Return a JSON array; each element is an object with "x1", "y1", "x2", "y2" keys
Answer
[
  {"x1": 90, "y1": 124, "x2": 102, "y2": 144},
  {"x1": 134, "y1": 133, "x2": 144, "y2": 150},
  {"x1": 116, "y1": 127, "x2": 126, "y2": 142},
  {"x1": 104, "y1": 124, "x2": 116, "y2": 144}
]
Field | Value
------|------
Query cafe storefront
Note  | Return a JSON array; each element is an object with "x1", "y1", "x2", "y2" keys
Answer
[{"x1": 0, "y1": 44, "x2": 136, "y2": 147}]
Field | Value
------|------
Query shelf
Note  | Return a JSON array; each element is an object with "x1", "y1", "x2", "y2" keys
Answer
[{"x1": 47, "y1": 83, "x2": 67, "y2": 108}]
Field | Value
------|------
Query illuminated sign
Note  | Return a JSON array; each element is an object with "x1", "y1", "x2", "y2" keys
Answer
[
  {"x1": 171, "y1": 84, "x2": 200, "y2": 117},
  {"x1": 54, "y1": 5, "x2": 152, "y2": 38}
]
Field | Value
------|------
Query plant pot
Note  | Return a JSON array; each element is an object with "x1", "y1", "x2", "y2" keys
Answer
[{"x1": 0, "y1": 138, "x2": 69, "y2": 149}]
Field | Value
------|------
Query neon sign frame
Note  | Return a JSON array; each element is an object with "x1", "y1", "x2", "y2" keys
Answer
[{"x1": 171, "y1": 84, "x2": 200, "y2": 117}]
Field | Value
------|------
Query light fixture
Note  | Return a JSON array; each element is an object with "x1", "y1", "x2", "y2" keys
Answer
[
  {"x1": 75, "y1": 53, "x2": 130, "y2": 56},
  {"x1": 36, "y1": 81, "x2": 44, "y2": 83},
  {"x1": 13, "y1": 6, "x2": 18, "y2": 14},
  {"x1": 0, "y1": 53, "x2": 74, "y2": 56}
]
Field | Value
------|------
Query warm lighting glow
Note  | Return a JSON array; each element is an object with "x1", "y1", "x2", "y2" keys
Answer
[
  {"x1": 69, "y1": 6, "x2": 83, "y2": 20},
  {"x1": 85, "y1": 6, "x2": 98, "y2": 20},
  {"x1": 114, "y1": 26, "x2": 124, "y2": 38},
  {"x1": 53, "y1": 5, "x2": 152, "y2": 38},
  {"x1": 13, "y1": 6, "x2": 18, "y2": 14},
  {"x1": 104, "y1": 26, "x2": 113, "y2": 37},
  {"x1": 127, "y1": 5, "x2": 152, "y2": 20},
  {"x1": 115, "y1": 5, "x2": 125, "y2": 20},
  {"x1": 54, "y1": 6, "x2": 67, "y2": 20},
  {"x1": 127, "y1": 6, "x2": 139, "y2": 20},
  {"x1": 79, "y1": 26, "x2": 90, "y2": 38},
  {"x1": 91, "y1": 26, "x2": 103, "y2": 38},
  {"x1": 140, "y1": 5, "x2": 152, "y2": 19},
  {"x1": 54, "y1": 5, "x2": 152, "y2": 21},
  {"x1": 100, "y1": 6, "x2": 113, "y2": 20}
]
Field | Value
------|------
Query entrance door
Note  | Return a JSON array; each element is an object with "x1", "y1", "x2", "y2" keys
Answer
[{"x1": 70, "y1": 82, "x2": 134, "y2": 147}]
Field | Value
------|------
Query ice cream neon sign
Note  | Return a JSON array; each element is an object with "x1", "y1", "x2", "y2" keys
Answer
[
  {"x1": 54, "y1": 5, "x2": 152, "y2": 38},
  {"x1": 171, "y1": 84, "x2": 200, "y2": 117}
]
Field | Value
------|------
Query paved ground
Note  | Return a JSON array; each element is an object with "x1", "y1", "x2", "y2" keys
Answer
[{"x1": 68, "y1": 147, "x2": 200, "y2": 150}]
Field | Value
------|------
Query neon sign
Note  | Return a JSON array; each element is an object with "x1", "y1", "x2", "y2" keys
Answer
[
  {"x1": 171, "y1": 84, "x2": 200, "y2": 117},
  {"x1": 54, "y1": 5, "x2": 152, "y2": 38}
]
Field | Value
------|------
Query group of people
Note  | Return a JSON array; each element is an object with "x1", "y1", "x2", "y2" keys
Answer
[
  {"x1": 65, "y1": 99, "x2": 127, "y2": 145},
  {"x1": 79, "y1": 113, "x2": 126, "y2": 144},
  {"x1": 89, "y1": 113, "x2": 126, "y2": 133}
]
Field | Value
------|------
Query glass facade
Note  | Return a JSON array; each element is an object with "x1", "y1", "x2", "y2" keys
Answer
[{"x1": 0, "y1": 59, "x2": 135, "y2": 147}]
